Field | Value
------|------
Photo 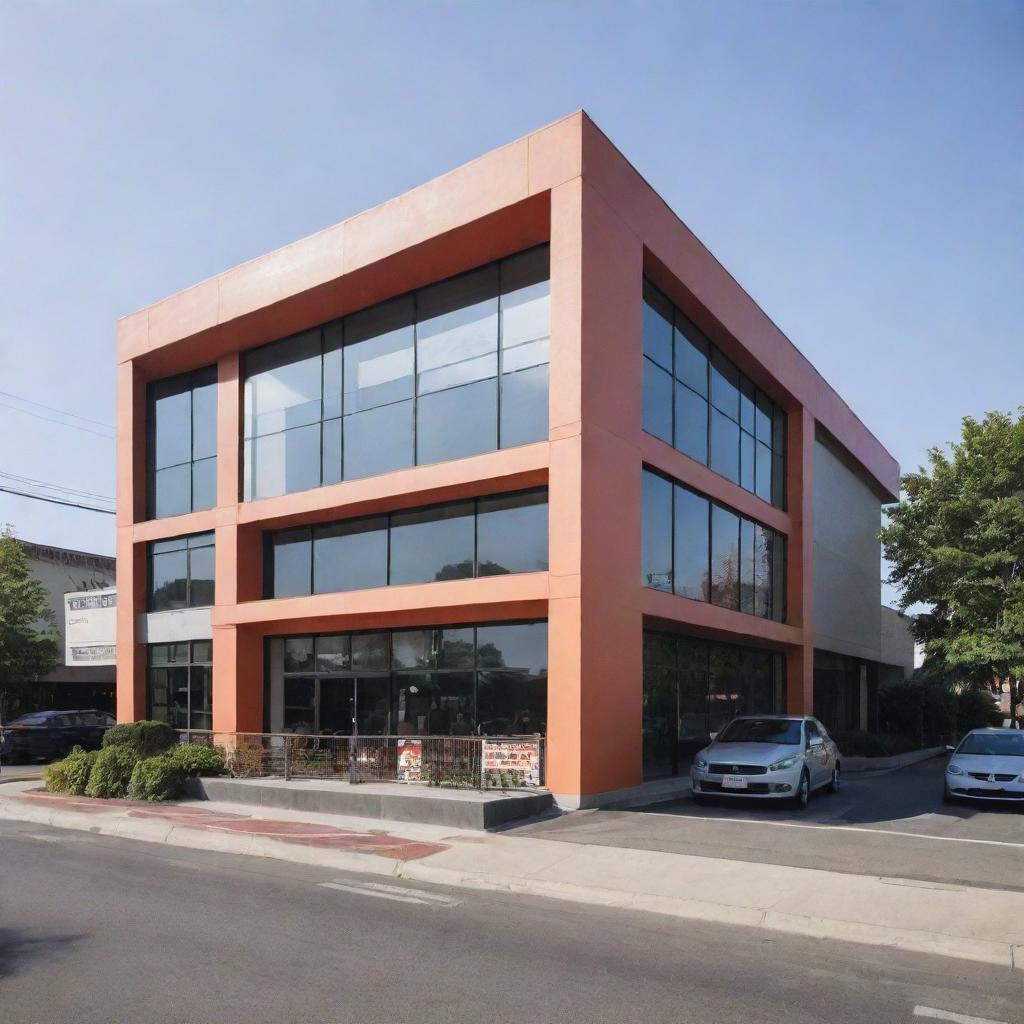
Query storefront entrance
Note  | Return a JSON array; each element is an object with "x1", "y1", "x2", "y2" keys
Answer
[{"x1": 282, "y1": 675, "x2": 391, "y2": 736}]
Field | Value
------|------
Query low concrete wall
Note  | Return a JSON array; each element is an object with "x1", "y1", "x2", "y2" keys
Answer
[
  {"x1": 841, "y1": 746, "x2": 945, "y2": 774},
  {"x1": 184, "y1": 777, "x2": 553, "y2": 830}
]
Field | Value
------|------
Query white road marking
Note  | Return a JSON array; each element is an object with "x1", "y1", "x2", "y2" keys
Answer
[
  {"x1": 913, "y1": 1004, "x2": 1010, "y2": 1024},
  {"x1": 642, "y1": 812, "x2": 1024, "y2": 850},
  {"x1": 319, "y1": 880, "x2": 460, "y2": 907}
]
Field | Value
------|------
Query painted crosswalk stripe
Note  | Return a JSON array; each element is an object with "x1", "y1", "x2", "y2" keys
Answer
[
  {"x1": 913, "y1": 1005, "x2": 1010, "y2": 1024},
  {"x1": 319, "y1": 880, "x2": 460, "y2": 906}
]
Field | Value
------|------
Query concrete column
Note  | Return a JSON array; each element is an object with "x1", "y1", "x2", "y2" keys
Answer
[
  {"x1": 545, "y1": 177, "x2": 645, "y2": 804},
  {"x1": 212, "y1": 624, "x2": 263, "y2": 734},
  {"x1": 786, "y1": 407, "x2": 815, "y2": 714}
]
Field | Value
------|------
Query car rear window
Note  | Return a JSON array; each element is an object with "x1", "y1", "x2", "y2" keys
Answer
[
  {"x1": 718, "y1": 719, "x2": 802, "y2": 745},
  {"x1": 7, "y1": 714, "x2": 47, "y2": 726}
]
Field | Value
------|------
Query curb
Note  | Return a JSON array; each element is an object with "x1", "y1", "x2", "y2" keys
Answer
[
  {"x1": 842, "y1": 747, "x2": 946, "y2": 775},
  {"x1": 2, "y1": 796, "x2": 1020, "y2": 971}
]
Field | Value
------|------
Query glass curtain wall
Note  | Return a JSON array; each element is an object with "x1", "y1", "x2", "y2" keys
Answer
[
  {"x1": 265, "y1": 489, "x2": 547, "y2": 598},
  {"x1": 243, "y1": 246, "x2": 550, "y2": 501},
  {"x1": 147, "y1": 641, "x2": 212, "y2": 730},
  {"x1": 643, "y1": 631, "x2": 786, "y2": 779},
  {"x1": 147, "y1": 367, "x2": 218, "y2": 518},
  {"x1": 642, "y1": 280, "x2": 786, "y2": 508},
  {"x1": 267, "y1": 622, "x2": 547, "y2": 737},
  {"x1": 148, "y1": 533, "x2": 215, "y2": 611},
  {"x1": 641, "y1": 467, "x2": 786, "y2": 622}
]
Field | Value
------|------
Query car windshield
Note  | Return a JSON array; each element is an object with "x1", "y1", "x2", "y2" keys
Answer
[
  {"x1": 717, "y1": 719, "x2": 802, "y2": 745},
  {"x1": 957, "y1": 733, "x2": 1024, "y2": 757}
]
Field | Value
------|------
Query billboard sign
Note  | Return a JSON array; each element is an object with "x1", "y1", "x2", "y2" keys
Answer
[{"x1": 65, "y1": 588, "x2": 117, "y2": 667}]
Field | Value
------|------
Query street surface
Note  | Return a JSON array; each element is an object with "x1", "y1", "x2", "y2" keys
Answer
[
  {"x1": 1, "y1": 818, "x2": 1021, "y2": 1024},
  {"x1": 521, "y1": 758, "x2": 1024, "y2": 892}
]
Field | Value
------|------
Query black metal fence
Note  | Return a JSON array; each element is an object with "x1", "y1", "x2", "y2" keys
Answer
[{"x1": 178, "y1": 730, "x2": 545, "y2": 789}]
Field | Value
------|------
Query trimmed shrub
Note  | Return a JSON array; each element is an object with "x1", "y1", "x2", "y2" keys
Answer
[
  {"x1": 957, "y1": 688, "x2": 1003, "y2": 735},
  {"x1": 86, "y1": 745, "x2": 140, "y2": 799},
  {"x1": 44, "y1": 747, "x2": 97, "y2": 795},
  {"x1": 102, "y1": 720, "x2": 178, "y2": 758},
  {"x1": 128, "y1": 755, "x2": 184, "y2": 802},
  {"x1": 168, "y1": 743, "x2": 225, "y2": 778}
]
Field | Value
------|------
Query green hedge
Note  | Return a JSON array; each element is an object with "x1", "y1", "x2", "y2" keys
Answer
[
  {"x1": 102, "y1": 721, "x2": 178, "y2": 757},
  {"x1": 86, "y1": 745, "x2": 140, "y2": 799},
  {"x1": 168, "y1": 743, "x2": 225, "y2": 777},
  {"x1": 128, "y1": 756, "x2": 184, "y2": 802},
  {"x1": 44, "y1": 746, "x2": 97, "y2": 795},
  {"x1": 957, "y1": 688, "x2": 1003, "y2": 733}
]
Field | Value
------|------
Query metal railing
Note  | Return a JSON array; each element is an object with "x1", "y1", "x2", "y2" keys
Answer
[{"x1": 177, "y1": 730, "x2": 545, "y2": 790}]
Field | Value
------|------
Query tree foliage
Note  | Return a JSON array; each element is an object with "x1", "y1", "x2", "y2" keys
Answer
[
  {"x1": 0, "y1": 525, "x2": 61, "y2": 718},
  {"x1": 880, "y1": 411, "x2": 1024, "y2": 723}
]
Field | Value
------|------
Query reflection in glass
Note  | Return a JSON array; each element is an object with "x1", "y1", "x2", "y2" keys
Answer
[
  {"x1": 674, "y1": 486, "x2": 710, "y2": 601},
  {"x1": 675, "y1": 382, "x2": 709, "y2": 464},
  {"x1": 710, "y1": 504, "x2": 740, "y2": 610},
  {"x1": 343, "y1": 400, "x2": 414, "y2": 480},
  {"x1": 642, "y1": 283, "x2": 673, "y2": 371},
  {"x1": 500, "y1": 363, "x2": 548, "y2": 448},
  {"x1": 270, "y1": 528, "x2": 312, "y2": 598},
  {"x1": 643, "y1": 359, "x2": 673, "y2": 444},
  {"x1": 710, "y1": 410, "x2": 740, "y2": 484},
  {"x1": 477, "y1": 491, "x2": 547, "y2": 576},
  {"x1": 642, "y1": 471, "x2": 673, "y2": 592},
  {"x1": 389, "y1": 502, "x2": 475, "y2": 585},
  {"x1": 416, "y1": 379, "x2": 497, "y2": 465},
  {"x1": 314, "y1": 517, "x2": 387, "y2": 594}
]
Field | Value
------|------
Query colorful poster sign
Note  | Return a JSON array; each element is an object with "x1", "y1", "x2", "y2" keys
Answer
[
  {"x1": 482, "y1": 740, "x2": 541, "y2": 787},
  {"x1": 396, "y1": 739, "x2": 422, "y2": 782}
]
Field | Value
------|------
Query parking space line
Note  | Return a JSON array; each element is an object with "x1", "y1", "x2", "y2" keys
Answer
[
  {"x1": 913, "y1": 1004, "x2": 1010, "y2": 1024},
  {"x1": 643, "y1": 812, "x2": 1024, "y2": 849},
  {"x1": 318, "y1": 880, "x2": 460, "y2": 907}
]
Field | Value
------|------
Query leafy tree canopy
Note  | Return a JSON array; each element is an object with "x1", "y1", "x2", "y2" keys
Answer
[
  {"x1": 0, "y1": 525, "x2": 62, "y2": 717},
  {"x1": 880, "y1": 411, "x2": 1024, "y2": 722}
]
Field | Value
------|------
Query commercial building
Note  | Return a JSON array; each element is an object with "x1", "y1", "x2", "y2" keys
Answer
[
  {"x1": 18, "y1": 541, "x2": 116, "y2": 713},
  {"x1": 116, "y1": 112, "x2": 899, "y2": 806}
]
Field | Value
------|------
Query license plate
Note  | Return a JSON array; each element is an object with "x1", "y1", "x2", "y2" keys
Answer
[{"x1": 721, "y1": 775, "x2": 748, "y2": 790}]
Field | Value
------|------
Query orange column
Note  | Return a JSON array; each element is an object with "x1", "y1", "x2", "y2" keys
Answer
[
  {"x1": 115, "y1": 360, "x2": 146, "y2": 721},
  {"x1": 786, "y1": 407, "x2": 815, "y2": 714},
  {"x1": 210, "y1": 352, "x2": 263, "y2": 733},
  {"x1": 546, "y1": 177, "x2": 646, "y2": 804}
]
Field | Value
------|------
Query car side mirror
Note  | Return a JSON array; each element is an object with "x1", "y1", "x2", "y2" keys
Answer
[
  {"x1": 945, "y1": 745, "x2": 956, "y2": 753},
  {"x1": 809, "y1": 737, "x2": 823, "y2": 749},
  {"x1": 709, "y1": 732, "x2": 718, "y2": 741}
]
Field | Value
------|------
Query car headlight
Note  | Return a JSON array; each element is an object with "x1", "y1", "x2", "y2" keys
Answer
[
  {"x1": 769, "y1": 755, "x2": 799, "y2": 772},
  {"x1": 694, "y1": 757, "x2": 708, "y2": 770},
  {"x1": 947, "y1": 763, "x2": 964, "y2": 776}
]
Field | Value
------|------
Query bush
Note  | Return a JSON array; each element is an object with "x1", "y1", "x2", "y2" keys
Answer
[
  {"x1": 102, "y1": 720, "x2": 178, "y2": 758},
  {"x1": 128, "y1": 755, "x2": 184, "y2": 801},
  {"x1": 957, "y1": 688, "x2": 1003, "y2": 735},
  {"x1": 86, "y1": 745, "x2": 140, "y2": 799},
  {"x1": 168, "y1": 743, "x2": 225, "y2": 777}
]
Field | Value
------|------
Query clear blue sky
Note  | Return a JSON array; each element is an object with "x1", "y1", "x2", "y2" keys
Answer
[{"x1": 1, "y1": 1, "x2": 1020, "y2": 608}]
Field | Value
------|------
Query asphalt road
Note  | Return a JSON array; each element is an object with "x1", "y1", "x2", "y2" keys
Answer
[
  {"x1": 1, "y1": 819, "x2": 1022, "y2": 1024},
  {"x1": 520, "y1": 757, "x2": 1024, "y2": 892}
]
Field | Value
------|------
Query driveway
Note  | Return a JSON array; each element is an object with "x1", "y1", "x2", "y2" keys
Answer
[{"x1": 519, "y1": 757, "x2": 1024, "y2": 892}]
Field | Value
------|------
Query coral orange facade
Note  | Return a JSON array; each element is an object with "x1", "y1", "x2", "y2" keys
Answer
[{"x1": 116, "y1": 113, "x2": 899, "y2": 806}]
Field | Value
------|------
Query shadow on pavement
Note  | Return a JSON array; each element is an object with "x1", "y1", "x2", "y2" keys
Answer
[{"x1": 0, "y1": 928, "x2": 83, "y2": 979}]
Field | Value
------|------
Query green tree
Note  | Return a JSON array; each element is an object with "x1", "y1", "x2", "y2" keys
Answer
[
  {"x1": 880, "y1": 411, "x2": 1024, "y2": 726},
  {"x1": 0, "y1": 525, "x2": 61, "y2": 720}
]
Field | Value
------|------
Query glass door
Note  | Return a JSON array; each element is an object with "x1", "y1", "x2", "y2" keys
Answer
[{"x1": 318, "y1": 677, "x2": 356, "y2": 735}]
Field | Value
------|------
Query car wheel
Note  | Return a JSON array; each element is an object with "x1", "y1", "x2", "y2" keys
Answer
[
  {"x1": 828, "y1": 764, "x2": 841, "y2": 794},
  {"x1": 792, "y1": 770, "x2": 810, "y2": 809}
]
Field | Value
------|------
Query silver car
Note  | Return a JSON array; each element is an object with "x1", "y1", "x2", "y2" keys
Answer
[
  {"x1": 691, "y1": 714, "x2": 841, "y2": 809},
  {"x1": 944, "y1": 728, "x2": 1024, "y2": 804}
]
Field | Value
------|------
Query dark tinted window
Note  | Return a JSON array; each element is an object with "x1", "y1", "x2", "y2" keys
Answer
[
  {"x1": 147, "y1": 640, "x2": 212, "y2": 731},
  {"x1": 390, "y1": 502, "x2": 475, "y2": 585},
  {"x1": 477, "y1": 491, "x2": 547, "y2": 576},
  {"x1": 641, "y1": 470, "x2": 673, "y2": 592},
  {"x1": 643, "y1": 360, "x2": 673, "y2": 444},
  {"x1": 314, "y1": 517, "x2": 388, "y2": 594},
  {"x1": 269, "y1": 528, "x2": 313, "y2": 598},
  {"x1": 148, "y1": 533, "x2": 215, "y2": 611},
  {"x1": 674, "y1": 486, "x2": 709, "y2": 601}
]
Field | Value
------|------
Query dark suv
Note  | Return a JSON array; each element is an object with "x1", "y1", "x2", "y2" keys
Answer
[{"x1": 0, "y1": 710, "x2": 116, "y2": 764}]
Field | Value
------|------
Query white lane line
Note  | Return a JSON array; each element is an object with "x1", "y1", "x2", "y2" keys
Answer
[
  {"x1": 318, "y1": 880, "x2": 460, "y2": 907},
  {"x1": 913, "y1": 1004, "x2": 1010, "y2": 1024},
  {"x1": 641, "y1": 812, "x2": 1024, "y2": 850}
]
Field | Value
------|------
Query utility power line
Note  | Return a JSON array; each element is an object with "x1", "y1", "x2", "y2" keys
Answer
[
  {"x1": 0, "y1": 471, "x2": 113, "y2": 504},
  {"x1": 0, "y1": 401, "x2": 115, "y2": 441},
  {"x1": 0, "y1": 389, "x2": 114, "y2": 430},
  {"x1": 0, "y1": 484, "x2": 115, "y2": 515}
]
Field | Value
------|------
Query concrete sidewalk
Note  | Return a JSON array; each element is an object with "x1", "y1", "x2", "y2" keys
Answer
[{"x1": 2, "y1": 780, "x2": 1021, "y2": 971}]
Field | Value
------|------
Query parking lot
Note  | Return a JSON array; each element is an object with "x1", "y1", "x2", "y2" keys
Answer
[{"x1": 520, "y1": 756, "x2": 1024, "y2": 892}]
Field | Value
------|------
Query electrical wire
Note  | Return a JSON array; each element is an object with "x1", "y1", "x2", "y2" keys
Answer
[
  {"x1": 0, "y1": 401, "x2": 115, "y2": 440},
  {"x1": 0, "y1": 471, "x2": 114, "y2": 503},
  {"x1": 0, "y1": 484, "x2": 115, "y2": 515},
  {"x1": 0, "y1": 389, "x2": 114, "y2": 430}
]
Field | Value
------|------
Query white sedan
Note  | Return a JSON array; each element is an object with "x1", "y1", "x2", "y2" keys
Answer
[
  {"x1": 691, "y1": 714, "x2": 841, "y2": 809},
  {"x1": 944, "y1": 728, "x2": 1024, "y2": 804}
]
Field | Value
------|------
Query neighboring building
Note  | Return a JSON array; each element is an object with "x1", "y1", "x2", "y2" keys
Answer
[
  {"x1": 20, "y1": 541, "x2": 116, "y2": 713},
  {"x1": 115, "y1": 112, "x2": 899, "y2": 807}
]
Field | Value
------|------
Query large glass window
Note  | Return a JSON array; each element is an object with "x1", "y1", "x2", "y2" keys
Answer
[
  {"x1": 148, "y1": 640, "x2": 212, "y2": 730},
  {"x1": 642, "y1": 280, "x2": 786, "y2": 509},
  {"x1": 264, "y1": 489, "x2": 548, "y2": 598},
  {"x1": 148, "y1": 533, "x2": 215, "y2": 611},
  {"x1": 642, "y1": 631, "x2": 785, "y2": 779},
  {"x1": 242, "y1": 247, "x2": 549, "y2": 500},
  {"x1": 148, "y1": 367, "x2": 217, "y2": 518},
  {"x1": 270, "y1": 622, "x2": 547, "y2": 736},
  {"x1": 641, "y1": 467, "x2": 785, "y2": 622}
]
